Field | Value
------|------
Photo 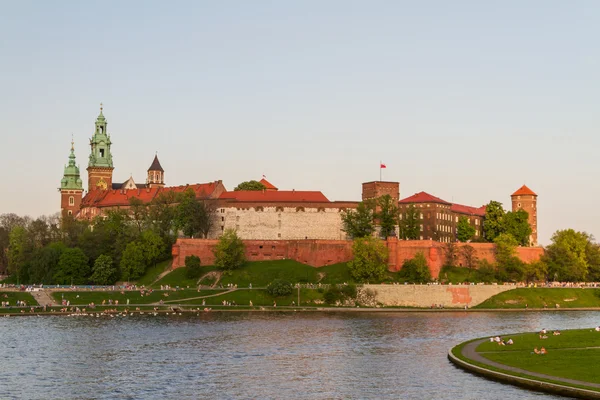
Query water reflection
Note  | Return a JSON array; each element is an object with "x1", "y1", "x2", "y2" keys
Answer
[{"x1": 0, "y1": 311, "x2": 598, "y2": 399}]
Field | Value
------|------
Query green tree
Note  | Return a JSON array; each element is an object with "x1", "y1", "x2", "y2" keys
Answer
[
  {"x1": 348, "y1": 236, "x2": 388, "y2": 282},
  {"x1": 234, "y1": 180, "x2": 266, "y2": 191},
  {"x1": 503, "y1": 209, "x2": 533, "y2": 246},
  {"x1": 175, "y1": 189, "x2": 215, "y2": 238},
  {"x1": 7, "y1": 226, "x2": 30, "y2": 279},
  {"x1": 456, "y1": 216, "x2": 475, "y2": 242},
  {"x1": 27, "y1": 242, "x2": 66, "y2": 284},
  {"x1": 443, "y1": 241, "x2": 458, "y2": 267},
  {"x1": 460, "y1": 244, "x2": 478, "y2": 276},
  {"x1": 483, "y1": 201, "x2": 505, "y2": 242},
  {"x1": 140, "y1": 230, "x2": 166, "y2": 267},
  {"x1": 213, "y1": 229, "x2": 246, "y2": 270},
  {"x1": 376, "y1": 195, "x2": 399, "y2": 238},
  {"x1": 544, "y1": 229, "x2": 591, "y2": 282},
  {"x1": 494, "y1": 233, "x2": 524, "y2": 282},
  {"x1": 399, "y1": 252, "x2": 431, "y2": 283},
  {"x1": 54, "y1": 247, "x2": 90, "y2": 285},
  {"x1": 399, "y1": 205, "x2": 420, "y2": 240},
  {"x1": 586, "y1": 242, "x2": 600, "y2": 282},
  {"x1": 120, "y1": 241, "x2": 147, "y2": 281},
  {"x1": 523, "y1": 260, "x2": 548, "y2": 284},
  {"x1": 148, "y1": 191, "x2": 178, "y2": 242},
  {"x1": 266, "y1": 279, "x2": 293, "y2": 297},
  {"x1": 341, "y1": 201, "x2": 375, "y2": 239},
  {"x1": 185, "y1": 255, "x2": 202, "y2": 279},
  {"x1": 128, "y1": 197, "x2": 149, "y2": 235},
  {"x1": 0, "y1": 226, "x2": 9, "y2": 274},
  {"x1": 90, "y1": 254, "x2": 118, "y2": 285}
]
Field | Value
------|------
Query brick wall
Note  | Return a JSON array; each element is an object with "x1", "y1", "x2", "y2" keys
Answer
[{"x1": 172, "y1": 238, "x2": 544, "y2": 279}]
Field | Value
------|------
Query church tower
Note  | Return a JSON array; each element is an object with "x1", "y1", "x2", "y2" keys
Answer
[
  {"x1": 146, "y1": 154, "x2": 165, "y2": 188},
  {"x1": 511, "y1": 185, "x2": 538, "y2": 246},
  {"x1": 59, "y1": 139, "x2": 84, "y2": 217},
  {"x1": 87, "y1": 104, "x2": 114, "y2": 191}
]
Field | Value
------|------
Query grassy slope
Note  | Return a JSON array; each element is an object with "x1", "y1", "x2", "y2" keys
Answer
[
  {"x1": 135, "y1": 259, "x2": 173, "y2": 287},
  {"x1": 0, "y1": 292, "x2": 38, "y2": 306},
  {"x1": 52, "y1": 289, "x2": 227, "y2": 305},
  {"x1": 475, "y1": 329, "x2": 600, "y2": 385},
  {"x1": 475, "y1": 288, "x2": 600, "y2": 309}
]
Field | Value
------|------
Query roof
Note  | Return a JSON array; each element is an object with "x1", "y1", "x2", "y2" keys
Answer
[
  {"x1": 148, "y1": 155, "x2": 164, "y2": 172},
  {"x1": 81, "y1": 182, "x2": 221, "y2": 208},
  {"x1": 112, "y1": 182, "x2": 147, "y2": 190},
  {"x1": 259, "y1": 178, "x2": 278, "y2": 190},
  {"x1": 398, "y1": 191, "x2": 451, "y2": 205},
  {"x1": 219, "y1": 190, "x2": 329, "y2": 203},
  {"x1": 450, "y1": 203, "x2": 486, "y2": 217},
  {"x1": 512, "y1": 185, "x2": 537, "y2": 197}
]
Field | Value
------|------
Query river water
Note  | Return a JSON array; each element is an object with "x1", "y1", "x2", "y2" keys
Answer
[{"x1": 1, "y1": 311, "x2": 598, "y2": 399}]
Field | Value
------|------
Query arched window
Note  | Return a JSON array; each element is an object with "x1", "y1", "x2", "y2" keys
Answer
[{"x1": 69, "y1": 196, "x2": 75, "y2": 206}]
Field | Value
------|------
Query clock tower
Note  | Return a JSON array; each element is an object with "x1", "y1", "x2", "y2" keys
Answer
[{"x1": 87, "y1": 104, "x2": 114, "y2": 191}]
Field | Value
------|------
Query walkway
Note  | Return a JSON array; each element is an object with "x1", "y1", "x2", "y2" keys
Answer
[
  {"x1": 461, "y1": 339, "x2": 600, "y2": 389},
  {"x1": 160, "y1": 288, "x2": 237, "y2": 304},
  {"x1": 31, "y1": 290, "x2": 58, "y2": 307}
]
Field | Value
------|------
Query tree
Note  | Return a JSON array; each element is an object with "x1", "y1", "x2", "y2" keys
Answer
[
  {"x1": 148, "y1": 191, "x2": 178, "y2": 242},
  {"x1": 399, "y1": 205, "x2": 420, "y2": 240},
  {"x1": 376, "y1": 195, "x2": 399, "y2": 238},
  {"x1": 523, "y1": 260, "x2": 548, "y2": 284},
  {"x1": 494, "y1": 233, "x2": 524, "y2": 282},
  {"x1": 460, "y1": 244, "x2": 478, "y2": 276},
  {"x1": 185, "y1": 255, "x2": 202, "y2": 279},
  {"x1": 456, "y1": 216, "x2": 475, "y2": 242},
  {"x1": 54, "y1": 247, "x2": 90, "y2": 285},
  {"x1": 234, "y1": 180, "x2": 266, "y2": 191},
  {"x1": 266, "y1": 279, "x2": 293, "y2": 297},
  {"x1": 27, "y1": 217, "x2": 51, "y2": 248},
  {"x1": 120, "y1": 241, "x2": 147, "y2": 281},
  {"x1": 175, "y1": 189, "x2": 216, "y2": 238},
  {"x1": 90, "y1": 254, "x2": 118, "y2": 285},
  {"x1": 543, "y1": 229, "x2": 591, "y2": 282},
  {"x1": 503, "y1": 209, "x2": 532, "y2": 246},
  {"x1": 348, "y1": 236, "x2": 388, "y2": 282},
  {"x1": 140, "y1": 230, "x2": 165, "y2": 267},
  {"x1": 129, "y1": 197, "x2": 149, "y2": 235},
  {"x1": 399, "y1": 252, "x2": 431, "y2": 283},
  {"x1": 0, "y1": 226, "x2": 9, "y2": 274},
  {"x1": 27, "y1": 242, "x2": 66, "y2": 284},
  {"x1": 7, "y1": 226, "x2": 30, "y2": 279},
  {"x1": 341, "y1": 201, "x2": 375, "y2": 239},
  {"x1": 586, "y1": 242, "x2": 600, "y2": 282},
  {"x1": 213, "y1": 229, "x2": 246, "y2": 270},
  {"x1": 483, "y1": 201, "x2": 505, "y2": 242},
  {"x1": 443, "y1": 241, "x2": 458, "y2": 267}
]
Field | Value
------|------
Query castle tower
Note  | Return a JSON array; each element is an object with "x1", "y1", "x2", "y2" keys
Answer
[
  {"x1": 511, "y1": 185, "x2": 538, "y2": 246},
  {"x1": 361, "y1": 181, "x2": 400, "y2": 202},
  {"x1": 146, "y1": 154, "x2": 165, "y2": 188},
  {"x1": 59, "y1": 139, "x2": 84, "y2": 217},
  {"x1": 87, "y1": 104, "x2": 114, "y2": 191}
]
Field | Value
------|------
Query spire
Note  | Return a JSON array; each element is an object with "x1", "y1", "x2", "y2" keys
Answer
[
  {"x1": 61, "y1": 139, "x2": 83, "y2": 191},
  {"x1": 88, "y1": 105, "x2": 113, "y2": 168},
  {"x1": 148, "y1": 154, "x2": 164, "y2": 172}
]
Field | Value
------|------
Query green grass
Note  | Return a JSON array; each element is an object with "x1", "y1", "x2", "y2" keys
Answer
[
  {"x1": 438, "y1": 266, "x2": 480, "y2": 284},
  {"x1": 152, "y1": 267, "x2": 209, "y2": 288},
  {"x1": 217, "y1": 260, "x2": 320, "y2": 287},
  {"x1": 177, "y1": 288, "x2": 324, "y2": 307},
  {"x1": 52, "y1": 289, "x2": 227, "y2": 305},
  {"x1": 317, "y1": 263, "x2": 354, "y2": 284},
  {"x1": 134, "y1": 259, "x2": 173, "y2": 286},
  {"x1": 475, "y1": 288, "x2": 600, "y2": 309},
  {"x1": 475, "y1": 329, "x2": 600, "y2": 385},
  {"x1": 0, "y1": 291, "x2": 38, "y2": 307}
]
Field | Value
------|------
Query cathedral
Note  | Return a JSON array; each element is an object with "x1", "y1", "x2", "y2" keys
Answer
[{"x1": 60, "y1": 107, "x2": 538, "y2": 245}]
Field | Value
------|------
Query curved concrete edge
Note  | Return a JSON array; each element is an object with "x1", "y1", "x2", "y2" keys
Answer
[{"x1": 448, "y1": 347, "x2": 600, "y2": 399}]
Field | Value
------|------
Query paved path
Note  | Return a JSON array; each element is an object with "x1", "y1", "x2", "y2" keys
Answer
[
  {"x1": 160, "y1": 288, "x2": 237, "y2": 304},
  {"x1": 462, "y1": 339, "x2": 600, "y2": 389},
  {"x1": 32, "y1": 290, "x2": 58, "y2": 307}
]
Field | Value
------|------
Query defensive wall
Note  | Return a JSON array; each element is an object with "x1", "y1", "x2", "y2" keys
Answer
[
  {"x1": 363, "y1": 284, "x2": 515, "y2": 308},
  {"x1": 171, "y1": 238, "x2": 544, "y2": 279}
]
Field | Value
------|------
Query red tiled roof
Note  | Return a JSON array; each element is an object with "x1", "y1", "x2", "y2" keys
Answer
[
  {"x1": 450, "y1": 203, "x2": 486, "y2": 217},
  {"x1": 81, "y1": 183, "x2": 220, "y2": 208},
  {"x1": 398, "y1": 191, "x2": 451, "y2": 205},
  {"x1": 512, "y1": 185, "x2": 537, "y2": 196},
  {"x1": 259, "y1": 178, "x2": 278, "y2": 190},
  {"x1": 220, "y1": 190, "x2": 329, "y2": 203}
]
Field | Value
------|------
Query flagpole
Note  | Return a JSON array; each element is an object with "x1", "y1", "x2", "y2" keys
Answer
[{"x1": 379, "y1": 161, "x2": 382, "y2": 182}]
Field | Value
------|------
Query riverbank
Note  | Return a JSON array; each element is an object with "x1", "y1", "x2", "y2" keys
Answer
[{"x1": 449, "y1": 329, "x2": 600, "y2": 398}]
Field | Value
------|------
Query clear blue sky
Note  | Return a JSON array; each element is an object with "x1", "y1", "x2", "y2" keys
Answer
[{"x1": 1, "y1": 1, "x2": 599, "y2": 245}]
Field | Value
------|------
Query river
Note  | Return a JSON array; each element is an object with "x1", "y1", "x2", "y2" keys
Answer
[{"x1": 1, "y1": 311, "x2": 598, "y2": 399}]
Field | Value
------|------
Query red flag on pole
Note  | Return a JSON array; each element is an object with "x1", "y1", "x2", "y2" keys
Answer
[{"x1": 380, "y1": 163, "x2": 387, "y2": 169}]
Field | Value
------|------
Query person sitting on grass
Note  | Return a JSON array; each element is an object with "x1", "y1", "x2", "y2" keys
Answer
[
  {"x1": 507, "y1": 339, "x2": 513, "y2": 345},
  {"x1": 540, "y1": 347, "x2": 547, "y2": 354},
  {"x1": 595, "y1": 326, "x2": 600, "y2": 332},
  {"x1": 553, "y1": 330, "x2": 561, "y2": 335},
  {"x1": 539, "y1": 334, "x2": 548, "y2": 339},
  {"x1": 533, "y1": 347, "x2": 540, "y2": 354}
]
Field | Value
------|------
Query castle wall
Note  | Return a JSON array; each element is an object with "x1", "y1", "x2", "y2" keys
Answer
[{"x1": 171, "y1": 238, "x2": 544, "y2": 279}]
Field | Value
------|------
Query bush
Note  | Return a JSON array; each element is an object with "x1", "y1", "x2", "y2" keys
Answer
[
  {"x1": 398, "y1": 252, "x2": 431, "y2": 283},
  {"x1": 324, "y1": 284, "x2": 357, "y2": 305},
  {"x1": 213, "y1": 229, "x2": 246, "y2": 270},
  {"x1": 341, "y1": 283, "x2": 357, "y2": 299},
  {"x1": 348, "y1": 237, "x2": 388, "y2": 282},
  {"x1": 266, "y1": 279, "x2": 293, "y2": 297},
  {"x1": 185, "y1": 255, "x2": 202, "y2": 279}
]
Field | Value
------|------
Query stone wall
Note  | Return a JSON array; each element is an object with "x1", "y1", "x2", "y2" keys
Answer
[
  {"x1": 363, "y1": 284, "x2": 515, "y2": 308},
  {"x1": 172, "y1": 238, "x2": 544, "y2": 279}
]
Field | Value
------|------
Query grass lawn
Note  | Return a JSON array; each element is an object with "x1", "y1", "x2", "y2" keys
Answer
[
  {"x1": 177, "y1": 288, "x2": 325, "y2": 307},
  {"x1": 135, "y1": 259, "x2": 173, "y2": 286},
  {"x1": 438, "y1": 266, "x2": 482, "y2": 284},
  {"x1": 0, "y1": 291, "x2": 38, "y2": 307},
  {"x1": 151, "y1": 267, "x2": 209, "y2": 288},
  {"x1": 474, "y1": 328, "x2": 600, "y2": 385},
  {"x1": 52, "y1": 289, "x2": 227, "y2": 305},
  {"x1": 475, "y1": 288, "x2": 600, "y2": 309}
]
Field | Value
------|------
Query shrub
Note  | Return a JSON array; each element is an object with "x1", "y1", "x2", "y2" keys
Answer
[
  {"x1": 398, "y1": 252, "x2": 431, "y2": 283},
  {"x1": 348, "y1": 237, "x2": 388, "y2": 282},
  {"x1": 341, "y1": 283, "x2": 357, "y2": 299},
  {"x1": 213, "y1": 229, "x2": 246, "y2": 270},
  {"x1": 185, "y1": 255, "x2": 202, "y2": 279},
  {"x1": 324, "y1": 286, "x2": 343, "y2": 304},
  {"x1": 266, "y1": 279, "x2": 293, "y2": 297}
]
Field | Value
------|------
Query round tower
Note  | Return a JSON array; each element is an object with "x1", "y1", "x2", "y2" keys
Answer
[
  {"x1": 511, "y1": 185, "x2": 538, "y2": 246},
  {"x1": 59, "y1": 139, "x2": 84, "y2": 217},
  {"x1": 87, "y1": 104, "x2": 114, "y2": 191},
  {"x1": 146, "y1": 154, "x2": 165, "y2": 188}
]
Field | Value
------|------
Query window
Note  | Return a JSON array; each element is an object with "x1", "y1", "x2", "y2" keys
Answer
[
  {"x1": 221, "y1": 217, "x2": 224, "y2": 222},
  {"x1": 296, "y1": 207, "x2": 305, "y2": 212},
  {"x1": 277, "y1": 233, "x2": 281, "y2": 238},
  {"x1": 67, "y1": 210, "x2": 72, "y2": 216},
  {"x1": 100, "y1": 149, "x2": 105, "y2": 157},
  {"x1": 276, "y1": 206, "x2": 284, "y2": 212},
  {"x1": 69, "y1": 196, "x2": 75, "y2": 206},
  {"x1": 420, "y1": 213, "x2": 423, "y2": 219},
  {"x1": 475, "y1": 219, "x2": 479, "y2": 225},
  {"x1": 221, "y1": 209, "x2": 225, "y2": 213},
  {"x1": 517, "y1": 203, "x2": 521, "y2": 208},
  {"x1": 255, "y1": 206, "x2": 264, "y2": 212}
]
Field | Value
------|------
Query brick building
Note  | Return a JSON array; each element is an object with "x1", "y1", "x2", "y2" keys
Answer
[{"x1": 61, "y1": 107, "x2": 538, "y2": 245}]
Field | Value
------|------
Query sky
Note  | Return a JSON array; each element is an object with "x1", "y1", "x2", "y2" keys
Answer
[{"x1": 1, "y1": 1, "x2": 599, "y2": 245}]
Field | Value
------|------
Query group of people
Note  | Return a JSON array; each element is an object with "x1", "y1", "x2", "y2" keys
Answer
[{"x1": 490, "y1": 336, "x2": 514, "y2": 346}]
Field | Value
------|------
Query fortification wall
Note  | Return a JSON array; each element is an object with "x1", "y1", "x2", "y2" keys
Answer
[
  {"x1": 363, "y1": 284, "x2": 515, "y2": 308},
  {"x1": 172, "y1": 238, "x2": 544, "y2": 279}
]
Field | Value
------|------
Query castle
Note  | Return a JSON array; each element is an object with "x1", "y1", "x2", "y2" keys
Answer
[{"x1": 60, "y1": 107, "x2": 538, "y2": 246}]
